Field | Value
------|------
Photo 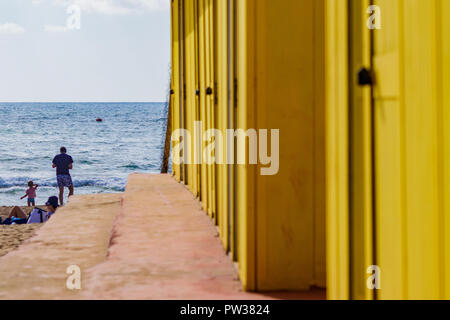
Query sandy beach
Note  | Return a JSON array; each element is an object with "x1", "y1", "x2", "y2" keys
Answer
[{"x1": 0, "y1": 206, "x2": 43, "y2": 258}]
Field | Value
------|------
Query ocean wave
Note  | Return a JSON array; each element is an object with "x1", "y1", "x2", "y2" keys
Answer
[
  {"x1": 148, "y1": 117, "x2": 168, "y2": 123},
  {"x1": 0, "y1": 187, "x2": 24, "y2": 194},
  {"x1": 0, "y1": 176, "x2": 126, "y2": 190},
  {"x1": 119, "y1": 163, "x2": 160, "y2": 170},
  {"x1": 0, "y1": 177, "x2": 31, "y2": 188},
  {"x1": 0, "y1": 155, "x2": 51, "y2": 162},
  {"x1": 77, "y1": 159, "x2": 100, "y2": 165}
]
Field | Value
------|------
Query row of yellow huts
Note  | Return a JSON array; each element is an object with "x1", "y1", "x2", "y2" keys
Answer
[{"x1": 168, "y1": 0, "x2": 450, "y2": 300}]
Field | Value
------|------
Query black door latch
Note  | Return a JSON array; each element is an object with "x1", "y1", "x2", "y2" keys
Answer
[{"x1": 357, "y1": 67, "x2": 373, "y2": 86}]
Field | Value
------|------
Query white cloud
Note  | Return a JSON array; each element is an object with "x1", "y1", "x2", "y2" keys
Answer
[
  {"x1": 127, "y1": 0, "x2": 169, "y2": 11},
  {"x1": 0, "y1": 23, "x2": 26, "y2": 34},
  {"x1": 44, "y1": 25, "x2": 68, "y2": 32},
  {"x1": 56, "y1": 0, "x2": 133, "y2": 15},
  {"x1": 35, "y1": 0, "x2": 169, "y2": 15}
]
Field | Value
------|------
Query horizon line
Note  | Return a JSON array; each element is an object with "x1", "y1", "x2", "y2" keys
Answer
[{"x1": 0, "y1": 101, "x2": 167, "y2": 103}]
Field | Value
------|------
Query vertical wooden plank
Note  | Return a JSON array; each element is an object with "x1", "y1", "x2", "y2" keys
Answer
[
  {"x1": 209, "y1": 0, "x2": 217, "y2": 223},
  {"x1": 313, "y1": 0, "x2": 327, "y2": 289},
  {"x1": 205, "y1": 0, "x2": 214, "y2": 218},
  {"x1": 325, "y1": 0, "x2": 350, "y2": 300},
  {"x1": 403, "y1": 0, "x2": 441, "y2": 299},
  {"x1": 348, "y1": 0, "x2": 373, "y2": 300},
  {"x1": 236, "y1": 0, "x2": 257, "y2": 291},
  {"x1": 180, "y1": 0, "x2": 187, "y2": 183},
  {"x1": 435, "y1": 0, "x2": 446, "y2": 299},
  {"x1": 441, "y1": 0, "x2": 450, "y2": 299},
  {"x1": 368, "y1": 0, "x2": 450, "y2": 300},
  {"x1": 184, "y1": 0, "x2": 196, "y2": 193},
  {"x1": 198, "y1": 0, "x2": 209, "y2": 211},
  {"x1": 372, "y1": 0, "x2": 406, "y2": 300},
  {"x1": 205, "y1": 0, "x2": 211, "y2": 216},
  {"x1": 216, "y1": 0, "x2": 229, "y2": 249},
  {"x1": 171, "y1": 0, "x2": 182, "y2": 181},
  {"x1": 227, "y1": 0, "x2": 237, "y2": 260},
  {"x1": 193, "y1": 0, "x2": 201, "y2": 197}
]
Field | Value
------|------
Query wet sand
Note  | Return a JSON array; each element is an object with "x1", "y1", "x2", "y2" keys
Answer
[{"x1": 0, "y1": 206, "x2": 43, "y2": 258}]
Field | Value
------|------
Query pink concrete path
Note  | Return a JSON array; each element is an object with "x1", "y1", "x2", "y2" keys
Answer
[
  {"x1": 82, "y1": 174, "x2": 325, "y2": 300},
  {"x1": 0, "y1": 173, "x2": 324, "y2": 300}
]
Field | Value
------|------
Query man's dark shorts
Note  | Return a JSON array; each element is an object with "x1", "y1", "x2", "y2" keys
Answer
[{"x1": 57, "y1": 174, "x2": 73, "y2": 188}]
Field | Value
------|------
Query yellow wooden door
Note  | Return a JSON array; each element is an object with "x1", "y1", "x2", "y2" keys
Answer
[
  {"x1": 180, "y1": 0, "x2": 187, "y2": 184},
  {"x1": 400, "y1": 0, "x2": 448, "y2": 299},
  {"x1": 184, "y1": 0, "x2": 197, "y2": 194},
  {"x1": 371, "y1": 0, "x2": 449, "y2": 299},
  {"x1": 171, "y1": 0, "x2": 182, "y2": 182},
  {"x1": 193, "y1": 0, "x2": 201, "y2": 196},
  {"x1": 205, "y1": 0, "x2": 217, "y2": 220},
  {"x1": 198, "y1": 0, "x2": 209, "y2": 211},
  {"x1": 235, "y1": 0, "x2": 257, "y2": 291},
  {"x1": 226, "y1": 0, "x2": 237, "y2": 259},
  {"x1": 215, "y1": 0, "x2": 229, "y2": 249},
  {"x1": 325, "y1": 0, "x2": 350, "y2": 300},
  {"x1": 348, "y1": 0, "x2": 374, "y2": 300},
  {"x1": 371, "y1": 0, "x2": 405, "y2": 299},
  {"x1": 442, "y1": 0, "x2": 450, "y2": 299}
]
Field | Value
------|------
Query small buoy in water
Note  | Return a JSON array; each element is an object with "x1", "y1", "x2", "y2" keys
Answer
[{"x1": 96, "y1": 118, "x2": 103, "y2": 122}]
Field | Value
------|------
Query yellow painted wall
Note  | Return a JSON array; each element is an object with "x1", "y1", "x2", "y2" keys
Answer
[
  {"x1": 324, "y1": 0, "x2": 350, "y2": 300},
  {"x1": 171, "y1": 0, "x2": 449, "y2": 298},
  {"x1": 198, "y1": 0, "x2": 209, "y2": 211},
  {"x1": 371, "y1": 0, "x2": 450, "y2": 300},
  {"x1": 171, "y1": 0, "x2": 327, "y2": 292},
  {"x1": 171, "y1": 0, "x2": 181, "y2": 182},
  {"x1": 313, "y1": 0, "x2": 327, "y2": 290},
  {"x1": 327, "y1": 0, "x2": 450, "y2": 300},
  {"x1": 205, "y1": 0, "x2": 217, "y2": 219},
  {"x1": 348, "y1": 0, "x2": 374, "y2": 301},
  {"x1": 235, "y1": 0, "x2": 257, "y2": 291},
  {"x1": 215, "y1": 0, "x2": 229, "y2": 250},
  {"x1": 443, "y1": 0, "x2": 450, "y2": 299},
  {"x1": 252, "y1": 0, "x2": 326, "y2": 291},
  {"x1": 184, "y1": 0, "x2": 198, "y2": 195}
]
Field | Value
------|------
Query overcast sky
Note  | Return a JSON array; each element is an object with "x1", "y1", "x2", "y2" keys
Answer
[{"x1": 0, "y1": 0, "x2": 170, "y2": 102}]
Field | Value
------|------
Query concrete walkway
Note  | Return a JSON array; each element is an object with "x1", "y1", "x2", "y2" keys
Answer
[{"x1": 0, "y1": 174, "x2": 325, "y2": 300}]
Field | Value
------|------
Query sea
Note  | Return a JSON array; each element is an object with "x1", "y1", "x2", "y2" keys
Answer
[{"x1": 0, "y1": 102, "x2": 169, "y2": 206}]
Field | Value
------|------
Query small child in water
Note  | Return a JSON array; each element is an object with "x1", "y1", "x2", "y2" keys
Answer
[{"x1": 20, "y1": 181, "x2": 39, "y2": 207}]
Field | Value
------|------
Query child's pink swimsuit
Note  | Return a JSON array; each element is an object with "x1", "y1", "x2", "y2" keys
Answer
[{"x1": 26, "y1": 188, "x2": 36, "y2": 200}]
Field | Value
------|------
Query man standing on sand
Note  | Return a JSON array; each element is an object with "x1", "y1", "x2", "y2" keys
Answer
[{"x1": 52, "y1": 147, "x2": 74, "y2": 206}]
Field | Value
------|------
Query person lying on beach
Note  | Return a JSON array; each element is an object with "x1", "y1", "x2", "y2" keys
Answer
[
  {"x1": 6, "y1": 206, "x2": 28, "y2": 220},
  {"x1": 20, "y1": 181, "x2": 39, "y2": 207},
  {"x1": 0, "y1": 206, "x2": 29, "y2": 225},
  {"x1": 0, "y1": 196, "x2": 59, "y2": 225},
  {"x1": 26, "y1": 196, "x2": 59, "y2": 224}
]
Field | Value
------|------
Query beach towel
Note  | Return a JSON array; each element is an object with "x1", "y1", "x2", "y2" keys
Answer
[
  {"x1": 1, "y1": 218, "x2": 12, "y2": 225},
  {"x1": 11, "y1": 217, "x2": 27, "y2": 225},
  {"x1": 27, "y1": 208, "x2": 49, "y2": 224}
]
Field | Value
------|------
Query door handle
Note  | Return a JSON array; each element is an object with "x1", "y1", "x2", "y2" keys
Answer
[{"x1": 357, "y1": 67, "x2": 373, "y2": 86}]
